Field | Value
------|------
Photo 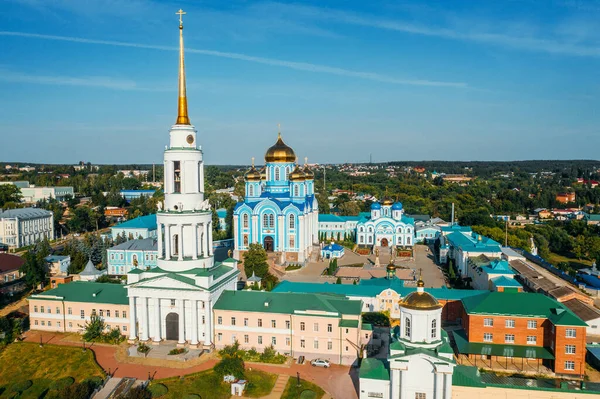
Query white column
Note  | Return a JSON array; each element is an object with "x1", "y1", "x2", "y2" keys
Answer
[
  {"x1": 204, "y1": 300, "x2": 212, "y2": 345},
  {"x1": 178, "y1": 224, "x2": 184, "y2": 261},
  {"x1": 192, "y1": 224, "x2": 198, "y2": 260},
  {"x1": 400, "y1": 370, "x2": 407, "y2": 399},
  {"x1": 140, "y1": 297, "x2": 149, "y2": 341},
  {"x1": 251, "y1": 215, "x2": 258, "y2": 243},
  {"x1": 200, "y1": 227, "x2": 204, "y2": 257},
  {"x1": 191, "y1": 300, "x2": 199, "y2": 345},
  {"x1": 178, "y1": 299, "x2": 185, "y2": 344},
  {"x1": 435, "y1": 372, "x2": 443, "y2": 399},
  {"x1": 128, "y1": 296, "x2": 137, "y2": 340},
  {"x1": 444, "y1": 373, "x2": 452, "y2": 399},
  {"x1": 208, "y1": 222, "x2": 213, "y2": 255},
  {"x1": 391, "y1": 369, "x2": 400, "y2": 399},
  {"x1": 157, "y1": 223, "x2": 163, "y2": 259},
  {"x1": 278, "y1": 215, "x2": 284, "y2": 251},
  {"x1": 299, "y1": 216, "x2": 305, "y2": 260},
  {"x1": 165, "y1": 224, "x2": 171, "y2": 260},
  {"x1": 153, "y1": 298, "x2": 161, "y2": 342}
]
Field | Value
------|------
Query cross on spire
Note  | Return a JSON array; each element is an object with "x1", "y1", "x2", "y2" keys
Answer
[{"x1": 176, "y1": 9, "x2": 186, "y2": 26}]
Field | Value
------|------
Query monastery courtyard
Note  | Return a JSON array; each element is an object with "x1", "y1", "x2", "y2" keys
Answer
[{"x1": 282, "y1": 244, "x2": 446, "y2": 287}]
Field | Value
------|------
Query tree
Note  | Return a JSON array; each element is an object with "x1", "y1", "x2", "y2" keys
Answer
[
  {"x1": 21, "y1": 249, "x2": 47, "y2": 289},
  {"x1": 243, "y1": 243, "x2": 269, "y2": 278},
  {"x1": 361, "y1": 312, "x2": 390, "y2": 327},
  {"x1": 339, "y1": 201, "x2": 361, "y2": 216},
  {"x1": 0, "y1": 184, "x2": 22, "y2": 207},
  {"x1": 117, "y1": 386, "x2": 151, "y2": 399},
  {"x1": 335, "y1": 277, "x2": 342, "y2": 284},
  {"x1": 81, "y1": 315, "x2": 106, "y2": 342}
]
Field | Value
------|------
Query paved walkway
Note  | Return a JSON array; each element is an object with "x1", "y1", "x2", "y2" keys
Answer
[
  {"x1": 257, "y1": 374, "x2": 289, "y2": 398},
  {"x1": 23, "y1": 331, "x2": 358, "y2": 398}
]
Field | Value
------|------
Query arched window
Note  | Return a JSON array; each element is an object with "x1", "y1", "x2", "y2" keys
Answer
[
  {"x1": 359, "y1": 227, "x2": 364, "y2": 233},
  {"x1": 243, "y1": 214, "x2": 249, "y2": 228},
  {"x1": 431, "y1": 319, "x2": 437, "y2": 339},
  {"x1": 368, "y1": 227, "x2": 373, "y2": 233},
  {"x1": 275, "y1": 167, "x2": 280, "y2": 181},
  {"x1": 263, "y1": 213, "x2": 275, "y2": 228},
  {"x1": 263, "y1": 213, "x2": 269, "y2": 228},
  {"x1": 294, "y1": 185, "x2": 299, "y2": 197},
  {"x1": 289, "y1": 214, "x2": 295, "y2": 229},
  {"x1": 248, "y1": 185, "x2": 254, "y2": 197},
  {"x1": 398, "y1": 228, "x2": 402, "y2": 234},
  {"x1": 405, "y1": 317, "x2": 411, "y2": 338},
  {"x1": 284, "y1": 167, "x2": 289, "y2": 180}
]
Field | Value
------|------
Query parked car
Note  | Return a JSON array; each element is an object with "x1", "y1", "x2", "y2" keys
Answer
[{"x1": 310, "y1": 359, "x2": 330, "y2": 368}]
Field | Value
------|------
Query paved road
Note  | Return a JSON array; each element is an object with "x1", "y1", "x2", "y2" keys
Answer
[{"x1": 282, "y1": 244, "x2": 446, "y2": 287}]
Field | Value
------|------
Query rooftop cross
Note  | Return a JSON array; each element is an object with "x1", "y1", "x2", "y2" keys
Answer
[{"x1": 176, "y1": 9, "x2": 186, "y2": 26}]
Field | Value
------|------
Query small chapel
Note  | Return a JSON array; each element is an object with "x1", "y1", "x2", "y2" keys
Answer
[
  {"x1": 233, "y1": 132, "x2": 319, "y2": 263},
  {"x1": 359, "y1": 276, "x2": 456, "y2": 399}
]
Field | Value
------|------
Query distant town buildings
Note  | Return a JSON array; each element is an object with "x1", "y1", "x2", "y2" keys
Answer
[
  {"x1": 107, "y1": 238, "x2": 157, "y2": 275},
  {"x1": 556, "y1": 192, "x2": 576, "y2": 204},
  {"x1": 110, "y1": 214, "x2": 157, "y2": 240},
  {"x1": 0, "y1": 208, "x2": 54, "y2": 249},
  {"x1": 0, "y1": 181, "x2": 74, "y2": 203},
  {"x1": 0, "y1": 253, "x2": 25, "y2": 294}
]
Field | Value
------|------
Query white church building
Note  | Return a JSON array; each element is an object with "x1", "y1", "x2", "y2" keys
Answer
[
  {"x1": 359, "y1": 277, "x2": 456, "y2": 399},
  {"x1": 125, "y1": 13, "x2": 239, "y2": 347}
]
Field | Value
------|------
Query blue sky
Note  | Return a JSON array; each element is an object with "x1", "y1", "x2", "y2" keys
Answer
[{"x1": 0, "y1": 0, "x2": 599, "y2": 165}]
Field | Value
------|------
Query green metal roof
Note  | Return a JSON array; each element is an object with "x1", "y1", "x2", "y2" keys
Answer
[
  {"x1": 446, "y1": 231, "x2": 502, "y2": 253},
  {"x1": 195, "y1": 264, "x2": 234, "y2": 279},
  {"x1": 452, "y1": 329, "x2": 555, "y2": 360},
  {"x1": 461, "y1": 292, "x2": 587, "y2": 326},
  {"x1": 339, "y1": 319, "x2": 359, "y2": 328},
  {"x1": 361, "y1": 323, "x2": 373, "y2": 331},
  {"x1": 30, "y1": 281, "x2": 128, "y2": 305},
  {"x1": 273, "y1": 280, "x2": 487, "y2": 300},
  {"x1": 452, "y1": 365, "x2": 486, "y2": 388},
  {"x1": 214, "y1": 290, "x2": 361, "y2": 316},
  {"x1": 359, "y1": 358, "x2": 390, "y2": 381},
  {"x1": 490, "y1": 276, "x2": 522, "y2": 287}
]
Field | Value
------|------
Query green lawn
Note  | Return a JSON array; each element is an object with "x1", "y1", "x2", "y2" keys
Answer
[
  {"x1": 150, "y1": 369, "x2": 276, "y2": 399},
  {"x1": 0, "y1": 342, "x2": 105, "y2": 399},
  {"x1": 281, "y1": 378, "x2": 325, "y2": 399},
  {"x1": 546, "y1": 252, "x2": 593, "y2": 270}
]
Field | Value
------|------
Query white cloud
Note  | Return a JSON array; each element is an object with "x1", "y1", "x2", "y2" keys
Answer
[{"x1": 0, "y1": 31, "x2": 467, "y2": 88}]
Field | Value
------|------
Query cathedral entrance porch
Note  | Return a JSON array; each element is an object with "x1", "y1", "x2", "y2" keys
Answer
[
  {"x1": 263, "y1": 236, "x2": 274, "y2": 252},
  {"x1": 165, "y1": 312, "x2": 179, "y2": 341},
  {"x1": 380, "y1": 238, "x2": 389, "y2": 247}
]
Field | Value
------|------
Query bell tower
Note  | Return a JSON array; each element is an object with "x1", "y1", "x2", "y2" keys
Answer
[{"x1": 157, "y1": 9, "x2": 213, "y2": 272}]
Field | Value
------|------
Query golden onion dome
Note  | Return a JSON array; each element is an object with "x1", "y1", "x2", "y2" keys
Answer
[
  {"x1": 290, "y1": 165, "x2": 306, "y2": 181},
  {"x1": 303, "y1": 165, "x2": 314, "y2": 180},
  {"x1": 386, "y1": 262, "x2": 396, "y2": 272},
  {"x1": 382, "y1": 198, "x2": 394, "y2": 206},
  {"x1": 244, "y1": 166, "x2": 261, "y2": 182},
  {"x1": 399, "y1": 285, "x2": 442, "y2": 311},
  {"x1": 265, "y1": 133, "x2": 296, "y2": 163}
]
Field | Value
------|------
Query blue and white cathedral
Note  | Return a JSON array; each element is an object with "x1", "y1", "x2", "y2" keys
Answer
[
  {"x1": 233, "y1": 133, "x2": 319, "y2": 263},
  {"x1": 357, "y1": 200, "x2": 414, "y2": 248}
]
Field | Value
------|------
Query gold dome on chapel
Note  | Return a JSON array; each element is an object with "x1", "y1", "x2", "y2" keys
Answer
[
  {"x1": 290, "y1": 165, "x2": 306, "y2": 181},
  {"x1": 400, "y1": 290, "x2": 442, "y2": 311},
  {"x1": 265, "y1": 132, "x2": 297, "y2": 163},
  {"x1": 382, "y1": 198, "x2": 394, "y2": 206},
  {"x1": 303, "y1": 163, "x2": 314, "y2": 180}
]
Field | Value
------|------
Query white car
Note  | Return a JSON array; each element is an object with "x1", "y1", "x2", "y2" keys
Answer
[{"x1": 310, "y1": 359, "x2": 330, "y2": 368}]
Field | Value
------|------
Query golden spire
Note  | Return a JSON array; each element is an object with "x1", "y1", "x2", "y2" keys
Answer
[
  {"x1": 277, "y1": 123, "x2": 281, "y2": 140},
  {"x1": 176, "y1": 9, "x2": 190, "y2": 125}
]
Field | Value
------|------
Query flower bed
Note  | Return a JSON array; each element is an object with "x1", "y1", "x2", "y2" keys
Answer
[{"x1": 168, "y1": 348, "x2": 187, "y2": 356}]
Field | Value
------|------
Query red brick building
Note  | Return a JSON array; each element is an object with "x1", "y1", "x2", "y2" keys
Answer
[
  {"x1": 454, "y1": 292, "x2": 587, "y2": 378},
  {"x1": 556, "y1": 192, "x2": 576, "y2": 204}
]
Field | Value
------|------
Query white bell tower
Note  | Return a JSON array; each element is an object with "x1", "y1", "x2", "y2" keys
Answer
[{"x1": 156, "y1": 10, "x2": 213, "y2": 272}]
